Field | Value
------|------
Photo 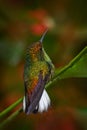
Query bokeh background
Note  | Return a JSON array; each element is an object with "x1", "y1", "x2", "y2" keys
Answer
[{"x1": 0, "y1": 0, "x2": 87, "y2": 130}]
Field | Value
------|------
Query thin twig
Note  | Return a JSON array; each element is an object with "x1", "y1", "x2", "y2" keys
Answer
[
  {"x1": 0, "y1": 98, "x2": 23, "y2": 118},
  {"x1": 0, "y1": 107, "x2": 22, "y2": 129}
]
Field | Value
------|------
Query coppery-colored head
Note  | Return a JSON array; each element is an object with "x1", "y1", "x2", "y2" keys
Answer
[{"x1": 28, "y1": 29, "x2": 48, "y2": 55}]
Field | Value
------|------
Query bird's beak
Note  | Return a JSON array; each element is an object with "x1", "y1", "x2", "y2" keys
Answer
[{"x1": 39, "y1": 29, "x2": 48, "y2": 43}]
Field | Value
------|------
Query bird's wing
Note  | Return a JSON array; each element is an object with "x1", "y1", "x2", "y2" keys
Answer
[{"x1": 24, "y1": 70, "x2": 49, "y2": 114}]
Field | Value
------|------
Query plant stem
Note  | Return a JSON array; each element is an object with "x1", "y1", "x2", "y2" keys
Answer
[
  {"x1": 0, "y1": 107, "x2": 22, "y2": 129},
  {"x1": 0, "y1": 98, "x2": 23, "y2": 118}
]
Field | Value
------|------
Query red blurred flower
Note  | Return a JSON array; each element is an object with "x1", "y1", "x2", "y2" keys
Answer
[{"x1": 30, "y1": 23, "x2": 48, "y2": 35}]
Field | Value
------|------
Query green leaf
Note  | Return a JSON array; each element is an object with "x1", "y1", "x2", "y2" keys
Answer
[{"x1": 55, "y1": 46, "x2": 87, "y2": 79}]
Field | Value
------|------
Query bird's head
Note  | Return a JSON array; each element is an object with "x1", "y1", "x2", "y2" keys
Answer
[{"x1": 27, "y1": 29, "x2": 48, "y2": 61}]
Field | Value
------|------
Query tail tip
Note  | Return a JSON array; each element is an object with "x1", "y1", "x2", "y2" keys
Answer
[{"x1": 38, "y1": 90, "x2": 51, "y2": 113}]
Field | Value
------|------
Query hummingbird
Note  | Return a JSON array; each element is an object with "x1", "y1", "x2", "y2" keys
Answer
[{"x1": 23, "y1": 30, "x2": 55, "y2": 114}]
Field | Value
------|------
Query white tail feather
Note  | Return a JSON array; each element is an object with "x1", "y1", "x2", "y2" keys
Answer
[
  {"x1": 38, "y1": 89, "x2": 51, "y2": 113},
  {"x1": 23, "y1": 96, "x2": 26, "y2": 112}
]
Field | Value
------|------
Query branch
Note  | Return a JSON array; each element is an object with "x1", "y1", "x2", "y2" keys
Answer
[
  {"x1": 0, "y1": 98, "x2": 23, "y2": 118},
  {"x1": 0, "y1": 108, "x2": 22, "y2": 129}
]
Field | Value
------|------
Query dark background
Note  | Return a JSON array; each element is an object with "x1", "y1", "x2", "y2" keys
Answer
[{"x1": 0, "y1": 0, "x2": 87, "y2": 130}]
